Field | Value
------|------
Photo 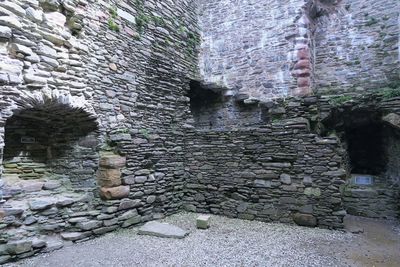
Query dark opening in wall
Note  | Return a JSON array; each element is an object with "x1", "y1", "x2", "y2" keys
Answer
[
  {"x1": 322, "y1": 108, "x2": 387, "y2": 175},
  {"x1": 3, "y1": 105, "x2": 98, "y2": 190},
  {"x1": 345, "y1": 122, "x2": 385, "y2": 175},
  {"x1": 188, "y1": 80, "x2": 262, "y2": 129},
  {"x1": 188, "y1": 80, "x2": 223, "y2": 114}
]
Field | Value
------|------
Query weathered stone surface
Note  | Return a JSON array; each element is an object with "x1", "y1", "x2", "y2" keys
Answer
[
  {"x1": 100, "y1": 186, "x2": 130, "y2": 200},
  {"x1": 138, "y1": 221, "x2": 189, "y2": 239},
  {"x1": 77, "y1": 220, "x2": 102, "y2": 231},
  {"x1": 118, "y1": 209, "x2": 138, "y2": 220},
  {"x1": 0, "y1": 16, "x2": 22, "y2": 29},
  {"x1": 0, "y1": 2, "x2": 26, "y2": 17},
  {"x1": 118, "y1": 198, "x2": 141, "y2": 210},
  {"x1": 99, "y1": 155, "x2": 126, "y2": 168},
  {"x1": 121, "y1": 216, "x2": 141, "y2": 227},
  {"x1": 196, "y1": 215, "x2": 211, "y2": 229},
  {"x1": 43, "y1": 240, "x2": 63, "y2": 253},
  {"x1": 26, "y1": 7, "x2": 43, "y2": 22},
  {"x1": 7, "y1": 240, "x2": 32, "y2": 255},
  {"x1": 97, "y1": 169, "x2": 122, "y2": 187},
  {"x1": 43, "y1": 181, "x2": 61, "y2": 190},
  {"x1": 382, "y1": 113, "x2": 400, "y2": 130},
  {"x1": 293, "y1": 213, "x2": 317, "y2": 227},
  {"x1": 280, "y1": 174, "x2": 291, "y2": 185},
  {"x1": 0, "y1": 25, "x2": 11, "y2": 38},
  {"x1": 61, "y1": 232, "x2": 89, "y2": 241},
  {"x1": 29, "y1": 199, "x2": 53, "y2": 210}
]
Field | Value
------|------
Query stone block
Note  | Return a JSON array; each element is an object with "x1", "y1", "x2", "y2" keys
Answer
[
  {"x1": 280, "y1": 173, "x2": 291, "y2": 184},
  {"x1": 121, "y1": 216, "x2": 141, "y2": 227},
  {"x1": 0, "y1": 25, "x2": 11, "y2": 39},
  {"x1": 43, "y1": 181, "x2": 61, "y2": 190},
  {"x1": 382, "y1": 113, "x2": 400, "y2": 130},
  {"x1": 196, "y1": 215, "x2": 211, "y2": 229},
  {"x1": 29, "y1": 199, "x2": 53, "y2": 211},
  {"x1": 77, "y1": 220, "x2": 102, "y2": 231},
  {"x1": 100, "y1": 186, "x2": 130, "y2": 200},
  {"x1": 99, "y1": 155, "x2": 126, "y2": 169},
  {"x1": 118, "y1": 198, "x2": 141, "y2": 210},
  {"x1": 61, "y1": 232, "x2": 89, "y2": 241},
  {"x1": 293, "y1": 213, "x2": 317, "y2": 227},
  {"x1": 6, "y1": 240, "x2": 32, "y2": 255},
  {"x1": 97, "y1": 169, "x2": 122, "y2": 187},
  {"x1": 138, "y1": 221, "x2": 189, "y2": 239}
]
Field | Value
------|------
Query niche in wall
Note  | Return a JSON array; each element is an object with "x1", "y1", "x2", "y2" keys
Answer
[
  {"x1": 322, "y1": 106, "x2": 400, "y2": 219},
  {"x1": 2, "y1": 104, "x2": 99, "y2": 195},
  {"x1": 188, "y1": 80, "x2": 261, "y2": 129}
]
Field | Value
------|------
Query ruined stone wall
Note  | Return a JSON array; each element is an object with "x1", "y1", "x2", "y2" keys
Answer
[
  {"x1": 314, "y1": 0, "x2": 400, "y2": 93},
  {"x1": 198, "y1": 0, "x2": 313, "y2": 101},
  {"x1": 0, "y1": 0, "x2": 198, "y2": 263},
  {"x1": 184, "y1": 119, "x2": 347, "y2": 229}
]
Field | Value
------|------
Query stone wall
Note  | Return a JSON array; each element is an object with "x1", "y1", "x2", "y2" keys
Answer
[
  {"x1": 184, "y1": 118, "x2": 347, "y2": 229},
  {"x1": 198, "y1": 0, "x2": 312, "y2": 100},
  {"x1": 0, "y1": 0, "x2": 198, "y2": 263},
  {"x1": 314, "y1": 0, "x2": 400, "y2": 93},
  {"x1": 198, "y1": 0, "x2": 400, "y2": 99}
]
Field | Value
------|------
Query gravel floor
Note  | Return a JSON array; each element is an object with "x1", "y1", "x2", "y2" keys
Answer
[{"x1": 5, "y1": 212, "x2": 357, "y2": 267}]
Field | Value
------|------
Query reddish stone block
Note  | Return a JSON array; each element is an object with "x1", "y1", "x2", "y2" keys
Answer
[
  {"x1": 99, "y1": 155, "x2": 126, "y2": 168},
  {"x1": 97, "y1": 168, "x2": 122, "y2": 187},
  {"x1": 292, "y1": 68, "x2": 311, "y2": 77},
  {"x1": 297, "y1": 77, "x2": 310, "y2": 87},
  {"x1": 294, "y1": 59, "x2": 310, "y2": 70},
  {"x1": 100, "y1": 186, "x2": 130, "y2": 200},
  {"x1": 297, "y1": 48, "x2": 310, "y2": 60}
]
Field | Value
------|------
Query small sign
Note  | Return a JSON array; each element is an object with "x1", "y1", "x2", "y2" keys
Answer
[
  {"x1": 352, "y1": 174, "x2": 373, "y2": 185},
  {"x1": 21, "y1": 137, "x2": 35, "y2": 144}
]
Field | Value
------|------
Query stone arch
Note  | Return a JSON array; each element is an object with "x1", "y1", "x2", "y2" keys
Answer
[{"x1": 0, "y1": 89, "x2": 100, "y2": 199}]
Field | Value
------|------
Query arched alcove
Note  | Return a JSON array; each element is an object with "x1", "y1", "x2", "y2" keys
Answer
[
  {"x1": 1, "y1": 90, "x2": 99, "y2": 198},
  {"x1": 322, "y1": 105, "x2": 400, "y2": 219}
]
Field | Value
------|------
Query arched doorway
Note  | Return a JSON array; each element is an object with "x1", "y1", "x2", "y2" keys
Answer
[{"x1": 1, "y1": 90, "x2": 99, "y2": 200}]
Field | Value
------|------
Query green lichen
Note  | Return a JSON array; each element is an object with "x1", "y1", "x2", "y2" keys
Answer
[
  {"x1": 379, "y1": 87, "x2": 400, "y2": 100},
  {"x1": 139, "y1": 128, "x2": 150, "y2": 139},
  {"x1": 109, "y1": 5, "x2": 118, "y2": 19},
  {"x1": 329, "y1": 95, "x2": 353, "y2": 106},
  {"x1": 108, "y1": 18, "x2": 119, "y2": 32}
]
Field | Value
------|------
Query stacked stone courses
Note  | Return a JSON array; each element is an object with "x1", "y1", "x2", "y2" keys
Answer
[{"x1": 0, "y1": 0, "x2": 398, "y2": 264}]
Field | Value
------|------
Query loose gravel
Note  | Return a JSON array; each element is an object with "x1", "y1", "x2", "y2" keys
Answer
[{"x1": 5, "y1": 212, "x2": 355, "y2": 267}]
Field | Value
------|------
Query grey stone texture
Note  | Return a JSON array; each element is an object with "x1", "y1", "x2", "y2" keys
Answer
[
  {"x1": 138, "y1": 221, "x2": 189, "y2": 239},
  {"x1": 0, "y1": 0, "x2": 398, "y2": 264}
]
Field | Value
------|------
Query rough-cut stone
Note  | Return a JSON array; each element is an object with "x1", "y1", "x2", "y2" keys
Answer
[
  {"x1": 100, "y1": 186, "x2": 130, "y2": 200},
  {"x1": 6, "y1": 240, "x2": 32, "y2": 255},
  {"x1": 138, "y1": 221, "x2": 189, "y2": 239},
  {"x1": 77, "y1": 220, "x2": 102, "y2": 231},
  {"x1": 43, "y1": 181, "x2": 61, "y2": 190},
  {"x1": 196, "y1": 215, "x2": 211, "y2": 229},
  {"x1": 382, "y1": 113, "x2": 400, "y2": 130},
  {"x1": 99, "y1": 155, "x2": 126, "y2": 168},
  {"x1": 118, "y1": 198, "x2": 141, "y2": 210},
  {"x1": 26, "y1": 7, "x2": 43, "y2": 22},
  {"x1": 121, "y1": 216, "x2": 141, "y2": 227},
  {"x1": 0, "y1": 16, "x2": 22, "y2": 29},
  {"x1": 293, "y1": 213, "x2": 317, "y2": 227},
  {"x1": 61, "y1": 232, "x2": 89, "y2": 241},
  {"x1": 29, "y1": 199, "x2": 53, "y2": 210},
  {"x1": 97, "y1": 169, "x2": 122, "y2": 187},
  {"x1": 0, "y1": 25, "x2": 11, "y2": 38}
]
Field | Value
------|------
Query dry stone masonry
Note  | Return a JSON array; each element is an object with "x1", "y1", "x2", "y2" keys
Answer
[{"x1": 0, "y1": 0, "x2": 399, "y2": 264}]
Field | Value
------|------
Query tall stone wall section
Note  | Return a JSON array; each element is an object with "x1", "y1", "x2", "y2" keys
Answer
[
  {"x1": 198, "y1": 0, "x2": 312, "y2": 100},
  {"x1": 0, "y1": 0, "x2": 198, "y2": 263},
  {"x1": 314, "y1": 0, "x2": 400, "y2": 92},
  {"x1": 184, "y1": 119, "x2": 347, "y2": 229}
]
